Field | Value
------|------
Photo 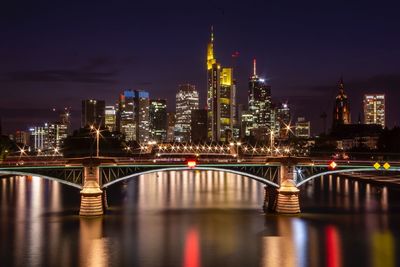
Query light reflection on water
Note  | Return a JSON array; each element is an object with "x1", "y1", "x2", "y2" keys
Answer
[{"x1": 0, "y1": 172, "x2": 399, "y2": 267}]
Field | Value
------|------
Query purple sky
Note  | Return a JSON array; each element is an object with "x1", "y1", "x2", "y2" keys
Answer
[{"x1": 1, "y1": 1, "x2": 400, "y2": 135}]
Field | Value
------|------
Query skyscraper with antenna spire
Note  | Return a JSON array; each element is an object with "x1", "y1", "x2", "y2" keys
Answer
[
  {"x1": 206, "y1": 26, "x2": 235, "y2": 142},
  {"x1": 248, "y1": 58, "x2": 272, "y2": 132}
]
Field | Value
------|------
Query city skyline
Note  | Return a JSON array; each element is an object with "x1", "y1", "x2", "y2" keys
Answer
[{"x1": 1, "y1": 2, "x2": 400, "y2": 134}]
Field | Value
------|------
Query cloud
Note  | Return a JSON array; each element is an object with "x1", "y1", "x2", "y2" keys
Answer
[
  {"x1": 0, "y1": 69, "x2": 118, "y2": 84},
  {"x1": 0, "y1": 56, "x2": 124, "y2": 84},
  {"x1": 81, "y1": 56, "x2": 116, "y2": 71},
  {"x1": 308, "y1": 73, "x2": 400, "y2": 93}
]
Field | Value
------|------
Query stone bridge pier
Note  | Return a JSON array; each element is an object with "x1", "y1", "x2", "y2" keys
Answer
[
  {"x1": 79, "y1": 164, "x2": 103, "y2": 216},
  {"x1": 263, "y1": 157, "x2": 307, "y2": 214}
]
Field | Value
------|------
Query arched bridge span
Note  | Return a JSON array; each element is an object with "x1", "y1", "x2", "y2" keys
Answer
[
  {"x1": 296, "y1": 167, "x2": 400, "y2": 187},
  {"x1": 0, "y1": 170, "x2": 83, "y2": 189},
  {"x1": 100, "y1": 164, "x2": 280, "y2": 188},
  {"x1": 0, "y1": 166, "x2": 83, "y2": 189}
]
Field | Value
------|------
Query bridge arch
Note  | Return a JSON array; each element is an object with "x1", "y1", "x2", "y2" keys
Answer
[
  {"x1": 101, "y1": 166, "x2": 280, "y2": 188},
  {"x1": 296, "y1": 167, "x2": 400, "y2": 187},
  {"x1": 0, "y1": 170, "x2": 83, "y2": 189}
]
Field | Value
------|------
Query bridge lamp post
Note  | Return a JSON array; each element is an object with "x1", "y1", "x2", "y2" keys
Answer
[
  {"x1": 19, "y1": 147, "x2": 25, "y2": 157},
  {"x1": 90, "y1": 125, "x2": 100, "y2": 158},
  {"x1": 236, "y1": 142, "x2": 241, "y2": 158},
  {"x1": 230, "y1": 141, "x2": 241, "y2": 154},
  {"x1": 95, "y1": 130, "x2": 100, "y2": 157},
  {"x1": 269, "y1": 129, "x2": 275, "y2": 156}
]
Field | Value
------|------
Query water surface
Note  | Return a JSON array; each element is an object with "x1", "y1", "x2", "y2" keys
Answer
[{"x1": 1, "y1": 172, "x2": 399, "y2": 267}]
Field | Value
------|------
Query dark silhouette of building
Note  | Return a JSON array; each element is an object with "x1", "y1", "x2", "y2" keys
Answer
[
  {"x1": 191, "y1": 109, "x2": 208, "y2": 143},
  {"x1": 149, "y1": 99, "x2": 167, "y2": 142},
  {"x1": 166, "y1": 112, "x2": 176, "y2": 142},
  {"x1": 81, "y1": 99, "x2": 105, "y2": 128}
]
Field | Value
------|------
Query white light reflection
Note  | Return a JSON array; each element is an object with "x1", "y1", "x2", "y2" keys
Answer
[
  {"x1": 15, "y1": 176, "x2": 26, "y2": 267},
  {"x1": 366, "y1": 183, "x2": 371, "y2": 205},
  {"x1": 344, "y1": 179, "x2": 350, "y2": 210},
  {"x1": 51, "y1": 181, "x2": 61, "y2": 212},
  {"x1": 381, "y1": 186, "x2": 388, "y2": 212},
  {"x1": 131, "y1": 170, "x2": 263, "y2": 210},
  {"x1": 1, "y1": 179, "x2": 6, "y2": 210},
  {"x1": 79, "y1": 218, "x2": 109, "y2": 267},
  {"x1": 354, "y1": 181, "x2": 359, "y2": 211},
  {"x1": 292, "y1": 218, "x2": 308, "y2": 267},
  {"x1": 261, "y1": 218, "x2": 296, "y2": 267},
  {"x1": 336, "y1": 176, "x2": 340, "y2": 193},
  {"x1": 328, "y1": 175, "x2": 333, "y2": 206},
  {"x1": 320, "y1": 175, "x2": 324, "y2": 190},
  {"x1": 28, "y1": 176, "x2": 44, "y2": 267}
]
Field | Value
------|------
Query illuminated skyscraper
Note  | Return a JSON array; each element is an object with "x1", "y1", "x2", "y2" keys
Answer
[
  {"x1": 278, "y1": 102, "x2": 291, "y2": 139},
  {"x1": 248, "y1": 59, "x2": 272, "y2": 130},
  {"x1": 149, "y1": 99, "x2": 167, "y2": 142},
  {"x1": 295, "y1": 117, "x2": 311, "y2": 138},
  {"x1": 48, "y1": 122, "x2": 68, "y2": 148},
  {"x1": 332, "y1": 78, "x2": 351, "y2": 129},
  {"x1": 15, "y1": 130, "x2": 30, "y2": 146},
  {"x1": 105, "y1": 105, "x2": 117, "y2": 132},
  {"x1": 206, "y1": 27, "x2": 236, "y2": 142},
  {"x1": 363, "y1": 94, "x2": 385, "y2": 128},
  {"x1": 117, "y1": 90, "x2": 136, "y2": 141},
  {"x1": 135, "y1": 90, "x2": 150, "y2": 143},
  {"x1": 81, "y1": 99, "x2": 105, "y2": 128},
  {"x1": 29, "y1": 124, "x2": 49, "y2": 151},
  {"x1": 240, "y1": 111, "x2": 254, "y2": 138},
  {"x1": 59, "y1": 108, "x2": 71, "y2": 134},
  {"x1": 175, "y1": 84, "x2": 199, "y2": 142},
  {"x1": 117, "y1": 89, "x2": 150, "y2": 143}
]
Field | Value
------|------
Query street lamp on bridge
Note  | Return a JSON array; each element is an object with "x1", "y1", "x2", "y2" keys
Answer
[
  {"x1": 90, "y1": 125, "x2": 101, "y2": 158},
  {"x1": 229, "y1": 141, "x2": 242, "y2": 158}
]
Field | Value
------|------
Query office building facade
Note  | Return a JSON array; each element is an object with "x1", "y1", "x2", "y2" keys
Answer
[
  {"x1": 206, "y1": 27, "x2": 236, "y2": 142},
  {"x1": 105, "y1": 105, "x2": 117, "y2": 132},
  {"x1": 149, "y1": 99, "x2": 167, "y2": 142},
  {"x1": 117, "y1": 89, "x2": 150, "y2": 143},
  {"x1": 363, "y1": 94, "x2": 385, "y2": 128},
  {"x1": 248, "y1": 59, "x2": 272, "y2": 131},
  {"x1": 295, "y1": 117, "x2": 311, "y2": 138},
  {"x1": 175, "y1": 84, "x2": 199, "y2": 142}
]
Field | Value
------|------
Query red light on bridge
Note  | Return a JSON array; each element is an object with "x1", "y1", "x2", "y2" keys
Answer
[
  {"x1": 187, "y1": 160, "x2": 197, "y2": 168},
  {"x1": 329, "y1": 161, "x2": 337, "y2": 169}
]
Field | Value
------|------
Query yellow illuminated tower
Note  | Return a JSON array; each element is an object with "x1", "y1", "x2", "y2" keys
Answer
[
  {"x1": 207, "y1": 26, "x2": 216, "y2": 70},
  {"x1": 206, "y1": 26, "x2": 235, "y2": 142}
]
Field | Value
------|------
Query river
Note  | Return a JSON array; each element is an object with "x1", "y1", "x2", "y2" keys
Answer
[{"x1": 1, "y1": 171, "x2": 400, "y2": 267}]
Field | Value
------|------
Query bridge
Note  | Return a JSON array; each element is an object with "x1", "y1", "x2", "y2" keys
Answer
[{"x1": 0, "y1": 155, "x2": 399, "y2": 216}]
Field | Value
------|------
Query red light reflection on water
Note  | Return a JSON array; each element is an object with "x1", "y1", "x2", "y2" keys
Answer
[
  {"x1": 183, "y1": 228, "x2": 201, "y2": 267},
  {"x1": 325, "y1": 225, "x2": 342, "y2": 267}
]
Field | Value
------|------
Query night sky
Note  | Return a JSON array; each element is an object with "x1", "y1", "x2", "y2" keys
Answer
[{"x1": 1, "y1": 1, "x2": 400, "y2": 135}]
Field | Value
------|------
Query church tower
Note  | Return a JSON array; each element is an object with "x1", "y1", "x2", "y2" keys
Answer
[{"x1": 332, "y1": 77, "x2": 351, "y2": 129}]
